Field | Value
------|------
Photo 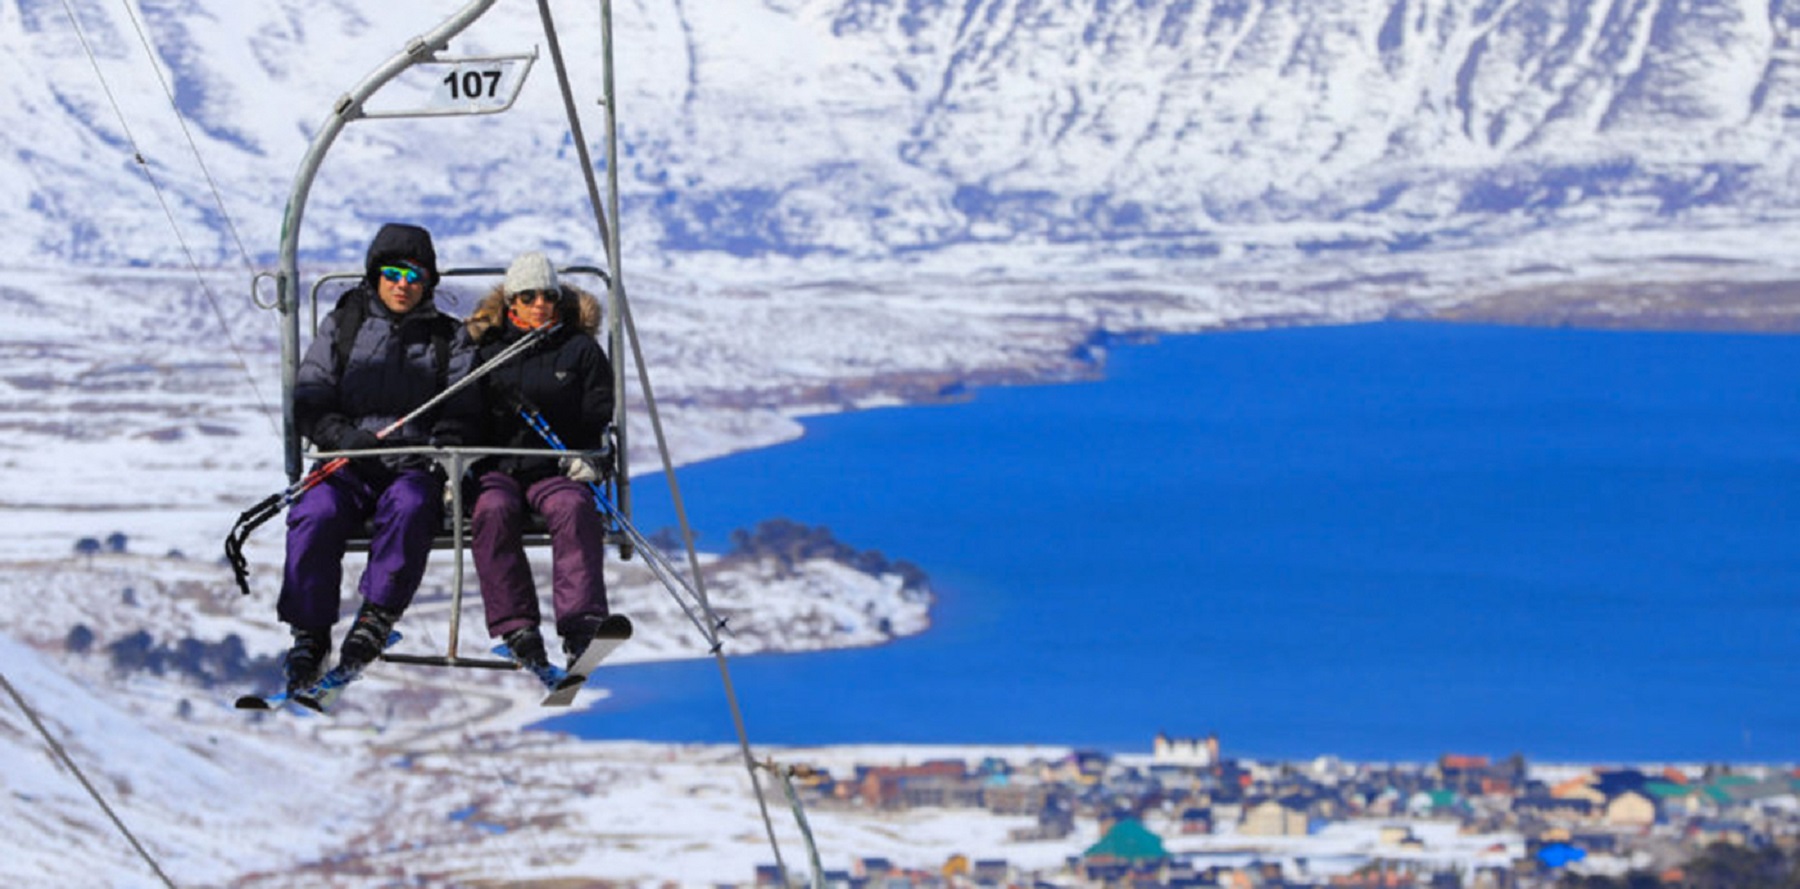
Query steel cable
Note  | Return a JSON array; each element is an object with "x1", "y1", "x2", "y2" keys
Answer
[
  {"x1": 57, "y1": 0, "x2": 276, "y2": 432},
  {"x1": 0, "y1": 671, "x2": 178, "y2": 888}
]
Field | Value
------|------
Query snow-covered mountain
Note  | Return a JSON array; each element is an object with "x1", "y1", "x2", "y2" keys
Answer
[
  {"x1": 9, "y1": 0, "x2": 1800, "y2": 271},
  {"x1": 6, "y1": 1, "x2": 1800, "y2": 884}
]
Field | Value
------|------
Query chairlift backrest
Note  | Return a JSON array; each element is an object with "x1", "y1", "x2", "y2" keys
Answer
[
  {"x1": 306, "y1": 264, "x2": 626, "y2": 557},
  {"x1": 305, "y1": 265, "x2": 614, "y2": 337}
]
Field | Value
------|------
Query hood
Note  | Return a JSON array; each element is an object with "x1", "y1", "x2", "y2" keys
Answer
[
  {"x1": 467, "y1": 283, "x2": 603, "y2": 342},
  {"x1": 363, "y1": 222, "x2": 440, "y2": 289}
]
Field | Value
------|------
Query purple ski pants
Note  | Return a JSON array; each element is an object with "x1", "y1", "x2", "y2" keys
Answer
[
  {"x1": 470, "y1": 471, "x2": 609, "y2": 639},
  {"x1": 277, "y1": 467, "x2": 443, "y2": 630}
]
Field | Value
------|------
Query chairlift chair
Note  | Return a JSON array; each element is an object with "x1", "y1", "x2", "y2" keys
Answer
[{"x1": 254, "y1": 0, "x2": 634, "y2": 671}]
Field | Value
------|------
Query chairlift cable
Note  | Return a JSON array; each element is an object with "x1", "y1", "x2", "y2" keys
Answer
[
  {"x1": 543, "y1": 0, "x2": 716, "y2": 619},
  {"x1": 537, "y1": 3, "x2": 793, "y2": 881},
  {"x1": 614, "y1": 288, "x2": 715, "y2": 615},
  {"x1": 116, "y1": 0, "x2": 259, "y2": 272},
  {"x1": 56, "y1": 0, "x2": 277, "y2": 433},
  {"x1": 0, "y1": 671, "x2": 178, "y2": 889},
  {"x1": 534, "y1": 0, "x2": 615, "y2": 252}
]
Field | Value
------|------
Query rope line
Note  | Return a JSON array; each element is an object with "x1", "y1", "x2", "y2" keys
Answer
[
  {"x1": 58, "y1": 0, "x2": 277, "y2": 432},
  {"x1": 0, "y1": 671, "x2": 178, "y2": 888}
]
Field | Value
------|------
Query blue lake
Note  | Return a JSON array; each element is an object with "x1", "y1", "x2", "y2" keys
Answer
[{"x1": 548, "y1": 323, "x2": 1800, "y2": 763}]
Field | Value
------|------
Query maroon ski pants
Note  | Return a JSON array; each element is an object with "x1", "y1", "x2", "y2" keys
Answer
[{"x1": 470, "y1": 471, "x2": 609, "y2": 639}]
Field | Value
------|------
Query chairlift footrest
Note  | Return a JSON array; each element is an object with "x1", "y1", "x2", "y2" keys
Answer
[{"x1": 379, "y1": 652, "x2": 519, "y2": 671}]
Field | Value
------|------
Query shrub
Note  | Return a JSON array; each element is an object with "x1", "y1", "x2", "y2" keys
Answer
[{"x1": 65, "y1": 624, "x2": 95, "y2": 654}]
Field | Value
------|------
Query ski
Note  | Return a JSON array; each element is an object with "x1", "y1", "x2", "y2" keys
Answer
[
  {"x1": 233, "y1": 688, "x2": 295, "y2": 711},
  {"x1": 234, "y1": 638, "x2": 381, "y2": 712},
  {"x1": 290, "y1": 630, "x2": 404, "y2": 713},
  {"x1": 542, "y1": 614, "x2": 632, "y2": 707},
  {"x1": 491, "y1": 642, "x2": 569, "y2": 691}
]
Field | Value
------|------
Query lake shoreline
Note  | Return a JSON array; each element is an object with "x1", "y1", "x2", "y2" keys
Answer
[{"x1": 577, "y1": 323, "x2": 1800, "y2": 762}]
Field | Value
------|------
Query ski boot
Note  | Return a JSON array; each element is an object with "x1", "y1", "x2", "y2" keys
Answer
[
  {"x1": 561, "y1": 613, "x2": 633, "y2": 670},
  {"x1": 503, "y1": 626, "x2": 553, "y2": 672},
  {"x1": 283, "y1": 626, "x2": 332, "y2": 695},
  {"x1": 498, "y1": 626, "x2": 566, "y2": 690},
  {"x1": 337, "y1": 601, "x2": 402, "y2": 675}
]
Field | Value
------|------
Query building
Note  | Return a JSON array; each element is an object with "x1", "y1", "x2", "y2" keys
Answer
[
  {"x1": 1153, "y1": 733, "x2": 1220, "y2": 768},
  {"x1": 859, "y1": 761, "x2": 973, "y2": 809},
  {"x1": 1604, "y1": 789, "x2": 1657, "y2": 828},
  {"x1": 1239, "y1": 798, "x2": 1309, "y2": 837}
]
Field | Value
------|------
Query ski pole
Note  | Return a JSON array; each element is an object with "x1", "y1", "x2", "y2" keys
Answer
[
  {"x1": 513, "y1": 404, "x2": 724, "y2": 643},
  {"x1": 224, "y1": 322, "x2": 560, "y2": 595}
]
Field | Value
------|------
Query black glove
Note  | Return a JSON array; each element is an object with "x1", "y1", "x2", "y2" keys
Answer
[
  {"x1": 340, "y1": 427, "x2": 382, "y2": 452},
  {"x1": 329, "y1": 427, "x2": 390, "y2": 480},
  {"x1": 429, "y1": 419, "x2": 467, "y2": 448}
]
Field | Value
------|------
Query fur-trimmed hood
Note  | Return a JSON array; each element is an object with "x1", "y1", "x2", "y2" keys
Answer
[{"x1": 466, "y1": 283, "x2": 603, "y2": 342}]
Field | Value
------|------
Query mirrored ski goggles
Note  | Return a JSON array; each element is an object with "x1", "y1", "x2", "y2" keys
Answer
[{"x1": 379, "y1": 264, "x2": 424, "y2": 284}]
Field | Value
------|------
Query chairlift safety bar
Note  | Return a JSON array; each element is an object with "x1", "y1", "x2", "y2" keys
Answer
[{"x1": 306, "y1": 444, "x2": 616, "y2": 663}]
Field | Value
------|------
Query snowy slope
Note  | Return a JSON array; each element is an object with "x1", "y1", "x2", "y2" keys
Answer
[{"x1": 0, "y1": 539, "x2": 931, "y2": 885}]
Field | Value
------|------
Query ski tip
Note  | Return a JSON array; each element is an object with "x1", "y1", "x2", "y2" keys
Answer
[
  {"x1": 234, "y1": 695, "x2": 275, "y2": 711},
  {"x1": 540, "y1": 672, "x2": 587, "y2": 707}
]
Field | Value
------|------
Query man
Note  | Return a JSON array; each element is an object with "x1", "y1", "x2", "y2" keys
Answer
[{"x1": 277, "y1": 222, "x2": 475, "y2": 694}]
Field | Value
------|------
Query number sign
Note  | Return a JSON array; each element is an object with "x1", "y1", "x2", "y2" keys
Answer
[{"x1": 425, "y1": 58, "x2": 528, "y2": 113}]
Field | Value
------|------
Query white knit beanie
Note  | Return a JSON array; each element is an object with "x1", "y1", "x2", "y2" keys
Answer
[{"x1": 503, "y1": 251, "x2": 559, "y2": 296}]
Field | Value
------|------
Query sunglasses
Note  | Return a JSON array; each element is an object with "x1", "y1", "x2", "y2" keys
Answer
[
  {"x1": 379, "y1": 265, "x2": 423, "y2": 284},
  {"x1": 512, "y1": 290, "x2": 556, "y2": 306}
]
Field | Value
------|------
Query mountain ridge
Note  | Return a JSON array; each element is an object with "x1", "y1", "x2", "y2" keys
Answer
[{"x1": 7, "y1": 0, "x2": 1800, "y2": 270}]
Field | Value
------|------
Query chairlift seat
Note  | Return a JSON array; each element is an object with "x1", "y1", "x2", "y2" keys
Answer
[
  {"x1": 342, "y1": 513, "x2": 559, "y2": 554},
  {"x1": 342, "y1": 513, "x2": 628, "y2": 553},
  {"x1": 324, "y1": 432, "x2": 620, "y2": 555}
]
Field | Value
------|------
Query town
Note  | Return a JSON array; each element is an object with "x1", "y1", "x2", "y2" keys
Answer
[{"x1": 748, "y1": 735, "x2": 1800, "y2": 888}]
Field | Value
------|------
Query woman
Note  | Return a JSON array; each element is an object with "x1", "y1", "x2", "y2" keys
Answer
[{"x1": 466, "y1": 251, "x2": 626, "y2": 676}]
